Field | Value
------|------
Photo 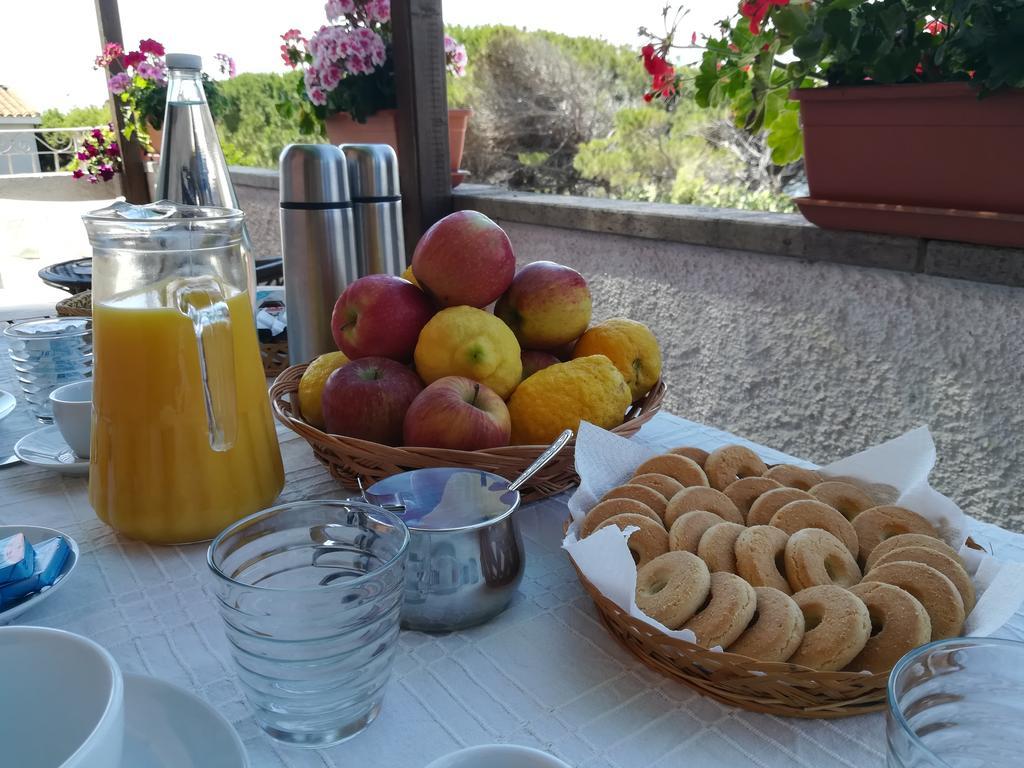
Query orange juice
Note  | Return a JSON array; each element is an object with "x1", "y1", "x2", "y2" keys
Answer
[{"x1": 89, "y1": 282, "x2": 284, "y2": 544}]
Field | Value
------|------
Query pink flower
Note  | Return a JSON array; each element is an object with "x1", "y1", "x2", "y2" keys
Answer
[
  {"x1": 108, "y1": 72, "x2": 132, "y2": 94},
  {"x1": 325, "y1": 0, "x2": 355, "y2": 21},
  {"x1": 137, "y1": 61, "x2": 167, "y2": 85},
  {"x1": 72, "y1": 169, "x2": 84, "y2": 179},
  {"x1": 444, "y1": 34, "x2": 467, "y2": 77},
  {"x1": 76, "y1": 151, "x2": 89, "y2": 162},
  {"x1": 321, "y1": 65, "x2": 342, "y2": 89},
  {"x1": 91, "y1": 128, "x2": 105, "y2": 141},
  {"x1": 215, "y1": 53, "x2": 236, "y2": 78},
  {"x1": 282, "y1": 28, "x2": 305, "y2": 42},
  {"x1": 122, "y1": 50, "x2": 144, "y2": 69},
  {"x1": 94, "y1": 42, "x2": 123, "y2": 69},
  {"x1": 366, "y1": 0, "x2": 390, "y2": 23},
  {"x1": 88, "y1": 174, "x2": 98, "y2": 184},
  {"x1": 107, "y1": 142, "x2": 120, "y2": 157},
  {"x1": 138, "y1": 39, "x2": 165, "y2": 56},
  {"x1": 86, "y1": 143, "x2": 99, "y2": 158},
  {"x1": 924, "y1": 19, "x2": 948, "y2": 35},
  {"x1": 308, "y1": 86, "x2": 328, "y2": 105}
]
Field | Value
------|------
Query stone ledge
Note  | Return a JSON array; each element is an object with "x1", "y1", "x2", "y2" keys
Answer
[{"x1": 229, "y1": 168, "x2": 1024, "y2": 288}]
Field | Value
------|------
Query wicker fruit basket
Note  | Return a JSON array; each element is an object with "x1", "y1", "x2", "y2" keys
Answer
[{"x1": 270, "y1": 363, "x2": 666, "y2": 502}]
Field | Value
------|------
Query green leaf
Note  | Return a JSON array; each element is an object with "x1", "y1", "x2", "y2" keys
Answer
[
  {"x1": 765, "y1": 107, "x2": 804, "y2": 165},
  {"x1": 773, "y1": 6, "x2": 811, "y2": 37},
  {"x1": 793, "y1": 28, "x2": 826, "y2": 61}
]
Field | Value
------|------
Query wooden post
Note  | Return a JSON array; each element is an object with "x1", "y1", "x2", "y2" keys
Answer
[
  {"x1": 392, "y1": 0, "x2": 452, "y2": 261},
  {"x1": 94, "y1": 0, "x2": 151, "y2": 203}
]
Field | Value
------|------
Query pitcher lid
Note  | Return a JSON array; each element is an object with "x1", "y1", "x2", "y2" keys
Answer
[{"x1": 83, "y1": 200, "x2": 242, "y2": 222}]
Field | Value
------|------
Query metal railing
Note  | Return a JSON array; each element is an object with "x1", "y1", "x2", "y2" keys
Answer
[{"x1": 0, "y1": 126, "x2": 106, "y2": 176}]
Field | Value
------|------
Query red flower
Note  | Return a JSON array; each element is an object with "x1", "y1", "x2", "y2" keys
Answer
[
  {"x1": 924, "y1": 20, "x2": 948, "y2": 35},
  {"x1": 740, "y1": 0, "x2": 790, "y2": 35},
  {"x1": 641, "y1": 44, "x2": 677, "y2": 101},
  {"x1": 122, "y1": 50, "x2": 144, "y2": 69},
  {"x1": 139, "y1": 39, "x2": 165, "y2": 56}
]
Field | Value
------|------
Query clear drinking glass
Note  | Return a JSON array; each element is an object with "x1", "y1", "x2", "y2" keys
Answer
[
  {"x1": 887, "y1": 637, "x2": 1024, "y2": 767},
  {"x1": 3, "y1": 317, "x2": 92, "y2": 422},
  {"x1": 207, "y1": 500, "x2": 410, "y2": 748}
]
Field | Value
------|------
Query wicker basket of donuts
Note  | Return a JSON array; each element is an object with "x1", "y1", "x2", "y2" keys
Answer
[{"x1": 566, "y1": 442, "x2": 981, "y2": 718}]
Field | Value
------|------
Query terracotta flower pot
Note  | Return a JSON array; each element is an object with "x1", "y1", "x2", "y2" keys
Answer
[
  {"x1": 144, "y1": 125, "x2": 162, "y2": 156},
  {"x1": 324, "y1": 108, "x2": 472, "y2": 183},
  {"x1": 792, "y1": 82, "x2": 1024, "y2": 246}
]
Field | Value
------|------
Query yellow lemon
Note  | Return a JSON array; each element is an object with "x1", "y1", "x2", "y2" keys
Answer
[
  {"x1": 401, "y1": 264, "x2": 421, "y2": 289},
  {"x1": 298, "y1": 351, "x2": 349, "y2": 428},
  {"x1": 508, "y1": 355, "x2": 631, "y2": 444},
  {"x1": 573, "y1": 318, "x2": 662, "y2": 401},
  {"x1": 414, "y1": 306, "x2": 522, "y2": 399}
]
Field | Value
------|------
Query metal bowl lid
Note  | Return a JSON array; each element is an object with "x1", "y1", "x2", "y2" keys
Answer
[{"x1": 366, "y1": 468, "x2": 518, "y2": 531}]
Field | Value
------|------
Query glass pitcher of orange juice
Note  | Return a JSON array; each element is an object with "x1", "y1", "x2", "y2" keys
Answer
[{"x1": 82, "y1": 202, "x2": 284, "y2": 544}]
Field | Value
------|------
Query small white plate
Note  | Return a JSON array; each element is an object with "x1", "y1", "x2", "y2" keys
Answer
[
  {"x1": 14, "y1": 425, "x2": 89, "y2": 475},
  {"x1": 122, "y1": 673, "x2": 249, "y2": 768},
  {"x1": 0, "y1": 389, "x2": 14, "y2": 421},
  {"x1": 0, "y1": 525, "x2": 79, "y2": 625},
  {"x1": 425, "y1": 745, "x2": 571, "y2": 768}
]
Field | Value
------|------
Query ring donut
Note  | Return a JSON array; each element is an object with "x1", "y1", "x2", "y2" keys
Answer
[
  {"x1": 784, "y1": 528, "x2": 862, "y2": 591},
  {"x1": 595, "y1": 513, "x2": 669, "y2": 568},
  {"x1": 727, "y1": 587, "x2": 805, "y2": 663},
  {"x1": 789, "y1": 585, "x2": 871, "y2": 671},
  {"x1": 634, "y1": 454, "x2": 709, "y2": 488},
  {"x1": 769, "y1": 499, "x2": 860, "y2": 559},
  {"x1": 864, "y1": 561, "x2": 965, "y2": 640},
  {"x1": 668, "y1": 510, "x2": 724, "y2": 554},
  {"x1": 669, "y1": 446, "x2": 709, "y2": 467},
  {"x1": 704, "y1": 445, "x2": 769, "y2": 491},
  {"x1": 763, "y1": 464, "x2": 822, "y2": 491},
  {"x1": 600, "y1": 484, "x2": 669, "y2": 524},
  {"x1": 723, "y1": 477, "x2": 783, "y2": 521},
  {"x1": 664, "y1": 487, "x2": 743, "y2": 528},
  {"x1": 809, "y1": 481, "x2": 876, "y2": 521},
  {"x1": 871, "y1": 546, "x2": 975, "y2": 615},
  {"x1": 747, "y1": 487, "x2": 814, "y2": 527},
  {"x1": 865, "y1": 532, "x2": 962, "y2": 572},
  {"x1": 852, "y1": 505, "x2": 937, "y2": 562},
  {"x1": 735, "y1": 525, "x2": 791, "y2": 594},
  {"x1": 846, "y1": 582, "x2": 931, "y2": 673},
  {"x1": 682, "y1": 572, "x2": 757, "y2": 649},
  {"x1": 697, "y1": 522, "x2": 746, "y2": 573},
  {"x1": 635, "y1": 551, "x2": 712, "y2": 630},
  {"x1": 630, "y1": 473, "x2": 685, "y2": 503},
  {"x1": 581, "y1": 497, "x2": 661, "y2": 539}
]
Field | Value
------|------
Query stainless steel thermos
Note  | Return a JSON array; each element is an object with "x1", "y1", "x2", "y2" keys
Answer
[
  {"x1": 341, "y1": 144, "x2": 405, "y2": 277},
  {"x1": 279, "y1": 144, "x2": 358, "y2": 365}
]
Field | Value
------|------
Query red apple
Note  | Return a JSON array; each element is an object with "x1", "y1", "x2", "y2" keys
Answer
[
  {"x1": 323, "y1": 357, "x2": 424, "y2": 445},
  {"x1": 411, "y1": 211, "x2": 515, "y2": 308},
  {"x1": 332, "y1": 274, "x2": 435, "y2": 362},
  {"x1": 495, "y1": 261, "x2": 592, "y2": 350},
  {"x1": 403, "y1": 376, "x2": 511, "y2": 450},
  {"x1": 520, "y1": 350, "x2": 560, "y2": 381}
]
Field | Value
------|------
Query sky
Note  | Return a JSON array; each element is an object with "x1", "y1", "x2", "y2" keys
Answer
[{"x1": 1, "y1": 0, "x2": 735, "y2": 113}]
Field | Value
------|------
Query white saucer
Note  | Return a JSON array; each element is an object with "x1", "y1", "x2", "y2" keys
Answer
[
  {"x1": 14, "y1": 425, "x2": 89, "y2": 475},
  {"x1": 0, "y1": 389, "x2": 14, "y2": 421},
  {"x1": 0, "y1": 525, "x2": 79, "y2": 625},
  {"x1": 122, "y1": 673, "x2": 249, "y2": 768},
  {"x1": 425, "y1": 745, "x2": 571, "y2": 768}
]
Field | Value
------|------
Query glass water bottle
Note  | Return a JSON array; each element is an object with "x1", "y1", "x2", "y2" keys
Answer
[{"x1": 155, "y1": 53, "x2": 257, "y2": 299}]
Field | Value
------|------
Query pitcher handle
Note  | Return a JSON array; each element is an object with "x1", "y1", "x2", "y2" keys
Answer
[{"x1": 172, "y1": 278, "x2": 238, "y2": 452}]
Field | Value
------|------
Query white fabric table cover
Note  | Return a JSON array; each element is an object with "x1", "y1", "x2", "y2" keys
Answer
[{"x1": 2, "y1": 344, "x2": 1024, "y2": 768}]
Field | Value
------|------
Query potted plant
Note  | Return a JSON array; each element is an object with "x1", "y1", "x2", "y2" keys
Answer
[
  {"x1": 642, "y1": 2, "x2": 1024, "y2": 247},
  {"x1": 95, "y1": 40, "x2": 233, "y2": 155},
  {"x1": 279, "y1": 0, "x2": 471, "y2": 174},
  {"x1": 68, "y1": 124, "x2": 121, "y2": 184}
]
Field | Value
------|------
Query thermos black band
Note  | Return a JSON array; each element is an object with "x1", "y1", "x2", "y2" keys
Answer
[
  {"x1": 279, "y1": 201, "x2": 353, "y2": 210},
  {"x1": 351, "y1": 195, "x2": 402, "y2": 204}
]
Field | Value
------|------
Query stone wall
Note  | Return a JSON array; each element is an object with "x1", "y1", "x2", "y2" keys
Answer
[{"x1": 503, "y1": 222, "x2": 1024, "y2": 532}]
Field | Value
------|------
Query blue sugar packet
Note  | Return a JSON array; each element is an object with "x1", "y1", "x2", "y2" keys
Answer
[
  {"x1": 0, "y1": 533, "x2": 35, "y2": 584},
  {"x1": 0, "y1": 537, "x2": 70, "y2": 608}
]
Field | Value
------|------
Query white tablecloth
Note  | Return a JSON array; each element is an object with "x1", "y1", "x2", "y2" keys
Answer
[{"x1": 2, "y1": 345, "x2": 1024, "y2": 768}]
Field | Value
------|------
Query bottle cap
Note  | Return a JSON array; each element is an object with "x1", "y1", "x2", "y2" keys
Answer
[
  {"x1": 341, "y1": 144, "x2": 401, "y2": 200},
  {"x1": 279, "y1": 144, "x2": 351, "y2": 206},
  {"x1": 165, "y1": 53, "x2": 202, "y2": 70}
]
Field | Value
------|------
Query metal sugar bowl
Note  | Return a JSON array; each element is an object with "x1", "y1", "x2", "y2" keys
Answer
[{"x1": 364, "y1": 430, "x2": 572, "y2": 632}]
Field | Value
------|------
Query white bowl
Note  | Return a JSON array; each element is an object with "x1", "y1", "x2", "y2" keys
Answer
[
  {"x1": 49, "y1": 379, "x2": 92, "y2": 459},
  {"x1": 425, "y1": 745, "x2": 571, "y2": 768},
  {"x1": 0, "y1": 626, "x2": 124, "y2": 767}
]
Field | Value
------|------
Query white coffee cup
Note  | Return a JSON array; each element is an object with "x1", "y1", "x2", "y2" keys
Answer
[
  {"x1": 50, "y1": 380, "x2": 92, "y2": 458},
  {"x1": 0, "y1": 626, "x2": 124, "y2": 767}
]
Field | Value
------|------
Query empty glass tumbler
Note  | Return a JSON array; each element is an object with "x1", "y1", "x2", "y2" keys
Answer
[
  {"x1": 3, "y1": 317, "x2": 92, "y2": 422},
  {"x1": 207, "y1": 500, "x2": 410, "y2": 747},
  {"x1": 887, "y1": 637, "x2": 1024, "y2": 767}
]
